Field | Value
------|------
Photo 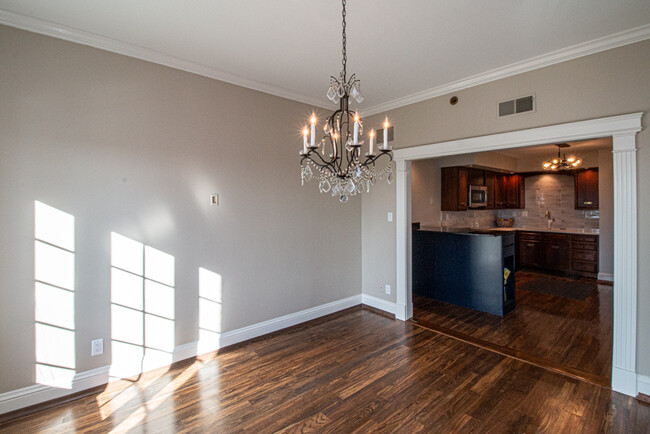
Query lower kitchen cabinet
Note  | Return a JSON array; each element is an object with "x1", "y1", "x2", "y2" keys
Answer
[
  {"x1": 570, "y1": 234, "x2": 599, "y2": 274},
  {"x1": 543, "y1": 233, "x2": 570, "y2": 271},
  {"x1": 518, "y1": 232, "x2": 543, "y2": 268},
  {"x1": 516, "y1": 231, "x2": 598, "y2": 276}
]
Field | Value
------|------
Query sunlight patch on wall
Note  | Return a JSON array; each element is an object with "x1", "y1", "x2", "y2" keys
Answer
[
  {"x1": 197, "y1": 267, "x2": 222, "y2": 355},
  {"x1": 34, "y1": 201, "x2": 76, "y2": 389},
  {"x1": 110, "y1": 233, "x2": 175, "y2": 379}
]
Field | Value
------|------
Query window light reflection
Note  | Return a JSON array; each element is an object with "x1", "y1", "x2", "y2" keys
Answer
[
  {"x1": 34, "y1": 201, "x2": 75, "y2": 389},
  {"x1": 198, "y1": 267, "x2": 222, "y2": 355},
  {"x1": 110, "y1": 233, "x2": 175, "y2": 379}
]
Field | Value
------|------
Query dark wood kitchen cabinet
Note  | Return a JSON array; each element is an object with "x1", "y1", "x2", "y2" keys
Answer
[
  {"x1": 495, "y1": 173, "x2": 507, "y2": 208},
  {"x1": 441, "y1": 166, "x2": 468, "y2": 211},
  {"x1": 485, "y1": 172, "x2": 497, "y2": 209},
  {"x1": 543, "y1": 233, "x2": 570, "y2": 271},
  {"x1": 505, "y1": 174, "x2": 525, "y2": 209},
  {"x1": 441, "y1": 167, "x2": 525, "y2": 210},
  {"x1": 517, "y1": 232, "x2": 543, "y2": 268},
  {"x1": 575, "y1": 168, "x2": 599, "y2": 209},
  {"x1": 571, "y1": 234, "x2": 599, "y2": 274},
  {"x1": 516, "y1": 230, "x2": 598, "y2": 277}
]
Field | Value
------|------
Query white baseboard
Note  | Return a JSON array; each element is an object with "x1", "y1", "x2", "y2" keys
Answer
[
  {"x1": 0, "y1": 294, "x2": 362, "y2": 415},
  {"x1": 0, "y1": 365, "x2": 110, "y2": 415},
  {"x1": 219, "y1": 294, "x2": 361, "y2": 349},
  {"x1": 361, "y1": 294, "x2": 396, "y2": 316},
  {"x1": 612, "y1": 367, "x2": 638, "y2": 397},
  {"x1": 637, "y1": 374, "x2": 650, "y2": 396},
  {"x1": 172, "y1": 341, "x2": 199, "y2": 363},
  {"x1": 598, "y1": 272, "x2": 614, "y2": 282}
]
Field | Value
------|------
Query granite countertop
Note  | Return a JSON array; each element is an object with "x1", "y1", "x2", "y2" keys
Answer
[{"x1": 419, "y1": 225, "x2": 599, "y2": 235}]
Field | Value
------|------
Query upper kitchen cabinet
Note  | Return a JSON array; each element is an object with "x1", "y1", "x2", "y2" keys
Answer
[
  {"x1": 441, "y1": 166, "x2": 468, "y2": 211},
  {"x1": 575, "y1": 168, "x2": 599, "y2": 209},
  {"x1": 485, "y1": 172, "x2": 497, "y2": 209},
  {"x1": 505, "y1": 174, "x2": 525, "y2": 209},
  {"x1": 495, "y1": 173, "x2": 507, "y2": 209},
  {"x1": 441, "y1": 167, "x2": 525, "y2": 211}
]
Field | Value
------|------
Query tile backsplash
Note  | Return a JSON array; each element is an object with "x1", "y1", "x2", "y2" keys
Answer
[
  {"x1": 439, "y1": 174, "x2": 598, "y2": 230},
  {"x1": 497, "y1": 174, "x2": 599, "y2": 230},
  {"x1": 440, "y1": 210, "x2": 498, "y2": 228}
]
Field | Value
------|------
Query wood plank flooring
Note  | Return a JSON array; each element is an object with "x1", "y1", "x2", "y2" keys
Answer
[
  {"x1": 413, "y1": 270, "x2": 613, "y2": 386},
  {"x1": 1, "y1": 305, "x2": 647, "y2": 433}
]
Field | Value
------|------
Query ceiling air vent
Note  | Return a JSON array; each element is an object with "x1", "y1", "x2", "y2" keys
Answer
[{"x1": 498, "y1": 94, "x2": 535, "y2": 118}]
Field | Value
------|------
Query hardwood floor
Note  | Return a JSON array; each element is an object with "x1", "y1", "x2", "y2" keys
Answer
[
  {"x1": 1, "y1": 305, "x2": 647, "y2": 433},
  {"x1": 413, "y1": 270, "x2": 613, "y2": 386}
]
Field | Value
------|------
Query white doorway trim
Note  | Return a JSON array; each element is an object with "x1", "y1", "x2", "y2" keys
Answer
[{"x1": 393, "y1": 112, "x2": 643, "y2": 396}]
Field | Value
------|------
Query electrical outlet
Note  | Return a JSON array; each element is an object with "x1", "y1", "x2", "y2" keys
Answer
[
  {"x1": 385, "y1": 284, "x2": 391, "y2": 295},
  {"x1": 387, "y1": 212, "x2": 393, "y2": 222},
  {"x1": 91, "y1": 338, "x2": 103, "y2": 356}
]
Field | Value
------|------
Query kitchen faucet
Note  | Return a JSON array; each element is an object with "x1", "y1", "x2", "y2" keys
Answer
[{"x1": 545, "y1": 210, "x2": 555, "y2": 229}]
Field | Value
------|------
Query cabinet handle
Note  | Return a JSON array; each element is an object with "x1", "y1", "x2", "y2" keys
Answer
[
  {"x1": 551, "y1": 245, "x2": 560, "y2": 249},
  {"x1": 527, "y1": 243, "x2": 535, "y2": 247},
  {"x1": 583, "y1": 201, "x2": 593, "y2": 205}
]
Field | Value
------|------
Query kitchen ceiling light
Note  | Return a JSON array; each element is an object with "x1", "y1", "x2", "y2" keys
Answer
[
  {"x1": 299, "y1": 0, "x2": 393, "y2": 203},
  {"x1": 542, "y1": 144, "x2": 581, "y2": 170}
]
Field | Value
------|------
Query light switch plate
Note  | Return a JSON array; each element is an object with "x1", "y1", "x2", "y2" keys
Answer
[{"x1": 387, "y1": 212, "x2": 393, "y2": 222}]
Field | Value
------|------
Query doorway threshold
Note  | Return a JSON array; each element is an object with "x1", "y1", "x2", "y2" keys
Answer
[{"x1": 409, "y1": 317, "x2": 610, "y2": 389}]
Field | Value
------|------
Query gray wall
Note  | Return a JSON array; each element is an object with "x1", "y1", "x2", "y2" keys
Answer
[
  {"x1": 598, "y1": 149, "x2": 614, "y2": 277},
  {"x1": 362, "y1": 39, "x2": 650, "y2": 374},
  {"x1": 411, "y1": 159, "x2": 440, "y2": 226},
  {"x1": 0, "y1": 25, "x2": 361, "y2": 393}
]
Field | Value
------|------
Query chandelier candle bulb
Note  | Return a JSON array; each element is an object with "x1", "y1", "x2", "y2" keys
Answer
[
  {"x1": 369, "y1": 130, "x2": 375, "y2": 155},
  {"x1": 353, "y1": 114, "x2": 360, "y2": 146},
  {"x1": 382, "y1": 118, "x2": 389, "y2": 150},
  {"x1": 310, "y1": 114, "x2": 316, "y2": 148},
  {"x1": 302, "y1": 127, "x2": 309, "y2": 154}
]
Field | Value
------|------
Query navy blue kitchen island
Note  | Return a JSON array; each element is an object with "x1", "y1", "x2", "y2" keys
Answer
[{"x1": 413, "y1": 227, "x2": 516, "y2": 316}]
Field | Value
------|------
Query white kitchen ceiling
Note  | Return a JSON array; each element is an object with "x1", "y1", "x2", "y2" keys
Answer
[
  {"x1": 492, "y1": 138, "x2": 612, "y2": 160},
  {"x1": 1, "y1": 1, "x2": 649, "y2": 114}
]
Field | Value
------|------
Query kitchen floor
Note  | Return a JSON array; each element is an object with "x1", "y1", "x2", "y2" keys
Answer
[{"x1": 412, "y1": 270, "x2": 613, "y2": 386}]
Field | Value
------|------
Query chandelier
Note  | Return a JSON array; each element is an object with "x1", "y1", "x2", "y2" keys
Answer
[
  {"x1": 542, "y1": 144, "x2": 581, "y2": 170},
  {"x1": 299, "y1": 0, "x2": 393, "y2": 203}
]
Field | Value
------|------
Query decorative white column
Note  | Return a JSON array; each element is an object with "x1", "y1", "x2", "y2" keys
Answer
[
  {"x1": 611, "y1": 132, "x2": 638, "y2": 396},
  {"x1": 395, "y1": 159, "x2": 412, "y2": 321}
]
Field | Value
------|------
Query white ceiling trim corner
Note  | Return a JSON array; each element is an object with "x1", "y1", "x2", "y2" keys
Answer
[
  {"x1": 1, "y1": 9, "x2": 648, "y2": 115},
  {"x1": 362, "y1": 24, "x2": 650, "y2": 115},
  {"x1": 0, "y1": 9, "x2": 331, "y2": 109}
]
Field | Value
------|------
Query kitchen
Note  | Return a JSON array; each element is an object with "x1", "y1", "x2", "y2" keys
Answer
[{"x1": 410, "y1": 137, "x2": 613, "y2": 386}]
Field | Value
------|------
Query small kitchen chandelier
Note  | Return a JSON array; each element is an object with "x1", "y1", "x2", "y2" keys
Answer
[
  {"x1": 542, "y1": 144, "x2": 581, "y2": 170},
  {"x1": 299, "y1": 0, "x2": 393, "y2": 203}
]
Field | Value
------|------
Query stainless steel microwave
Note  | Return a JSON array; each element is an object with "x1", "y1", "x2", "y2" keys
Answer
[{"x1": 468, "y1": 185, "x2": 488, "y2": 208}]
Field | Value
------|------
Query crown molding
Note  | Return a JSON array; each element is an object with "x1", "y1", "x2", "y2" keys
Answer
[
  {"x1": 363, "y1": 24, "x2": 650, "y2": 116},
  {"x1": 0, "y1": 9, "x2": 330, "y2": 109},
  {"x1": 1, "y1": 9, "x2": 648, "y2": 115}
]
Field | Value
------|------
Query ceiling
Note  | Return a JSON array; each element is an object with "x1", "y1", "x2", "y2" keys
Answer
[
  {"x1": 492, "y1": 137, "x2": 613, "y2": 160},
  {"x1": 1, "y1": 1, "x2": 649, "y2": 114}
]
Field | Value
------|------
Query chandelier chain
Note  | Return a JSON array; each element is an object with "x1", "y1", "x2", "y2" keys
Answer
[{"x1": 341, "y1": 0, "x2": 347, "y2": 78}]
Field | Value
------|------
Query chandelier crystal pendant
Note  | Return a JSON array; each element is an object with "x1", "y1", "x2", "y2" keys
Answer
[
  {"x1": 299, "y1": 0, "x2": 394, "y2": 203},
  {"x1": 542, "y1": 143, "x2": 581, "y2": 170}
]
